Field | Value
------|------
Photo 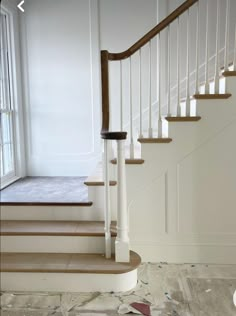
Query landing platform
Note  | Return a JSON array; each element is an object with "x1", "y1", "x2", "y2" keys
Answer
[{"x1": 0, "y1": 177, "x2": 91, "y2": 205}]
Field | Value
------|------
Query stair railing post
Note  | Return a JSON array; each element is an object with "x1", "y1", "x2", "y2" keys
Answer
[
  {"x1": 224, "y1": 0, "x2": 230, "y2": 71},
  {"x1": 234, "y1": 24, "x2": 236, "y2": 71},
  {"x1": 204, "y1": 0, "x2": 209, "y2": 94},
  {"x1": 148, "y1": 41, "x2": 153, "y2": 138},
  {"x1": 158, "y1": 33, "x2": 163, "y2": 137},
  {"x1": 177, "y1": 17, "x2": 181, "y2": 116},
  {"x1": 214, "y1": 0, "x2": 220, "y2": 94},
  {"x1": 195, "y1": 1, "x2": 199, "y2": 94},
  {"x1": 185, "y1": 9, "x2": 191, "y2": 116},
  {"x1": 104, "y1": 139, "x2": 111, "y2": 259},
  {"x1": 115, "y1": 139, "x2": 130, "y2": 262}
]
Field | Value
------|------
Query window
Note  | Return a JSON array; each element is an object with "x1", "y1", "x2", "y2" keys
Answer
[{"x1": 0, "y1": 12, "x2": 17, "y2": 187}]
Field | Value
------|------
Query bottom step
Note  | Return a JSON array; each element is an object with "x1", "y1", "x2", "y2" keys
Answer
[{"x1": 0, "y1": 251, "x2": 141, "y2": 292}]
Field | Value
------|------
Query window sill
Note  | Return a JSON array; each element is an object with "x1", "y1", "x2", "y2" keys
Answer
[{"x1": 1, "y1": 176, "x2": 20, "y2": 190}]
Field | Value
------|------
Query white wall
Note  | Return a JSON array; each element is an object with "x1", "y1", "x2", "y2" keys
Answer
[
  {"x1": 20, "y1": 0, "x2": 158, "y2": 176},
  {"x1": 21, "y1": 0, "x2": 101, "y2": 176}
]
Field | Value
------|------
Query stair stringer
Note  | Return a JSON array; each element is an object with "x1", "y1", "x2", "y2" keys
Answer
[{"x1": 119, "y1": 76, "x2": 236, "y2": 264}]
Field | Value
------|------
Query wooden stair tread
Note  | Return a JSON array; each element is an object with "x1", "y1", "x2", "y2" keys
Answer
[
  {"x1": 138, "y1": 138, "x2": 172, "y2": 144},
  {"x1": 193, "y1": 93, "x2": 231, "y2": 99},
  {"x1": 0, "y1": 201, "x2": 93, "y2": 206},
  {"x1": 84, "y1": 163, "x2": 116, "y2": 186},
  {"x1": 165, "y1": 116, "x2": 201, "y2": 122},
  {"x1": 0, "y1": 251, "x2": 141, "y2": 274},
  {"x1": 84, "y1": 180, "x2": 117, "y2": 186},
  {"x1": 0, "y1": 220, "x2": 117, "y2": 237},
  {"x1": 111, "y1": 159, "x2": 144, "y2": 165},
  {"x1": 223, "y1": 71, "x2": 236, "y2": 77}
]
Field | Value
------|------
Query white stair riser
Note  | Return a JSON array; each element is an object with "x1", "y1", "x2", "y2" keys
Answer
[
  {"x1": 1, "y1": 269, "x2": 137, "y2": 292},
  {"x1": 1, "y1": 236, "x2": 115, "y2": 253},
  {"x1": 0, "y1": 206, "x2": 103, "y2": 221},
  {"x1": 88, "y1": 186, "x2": 117, "y2": 220}
]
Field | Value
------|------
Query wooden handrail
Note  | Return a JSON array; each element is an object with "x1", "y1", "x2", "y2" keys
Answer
[
  {"x1": 101, "y1": 50, "x2": 110, "y2": 133},
  {"x1": 108, "y1": 0, "x2": 198, "y2": 61},
  {"x1": 100, "y1": 0, "x2": 199, "y2": 135}
]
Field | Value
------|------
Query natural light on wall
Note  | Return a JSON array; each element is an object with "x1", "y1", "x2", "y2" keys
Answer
[{"x1": 0, "y1": 12, "x2": 16, "y2": 185}]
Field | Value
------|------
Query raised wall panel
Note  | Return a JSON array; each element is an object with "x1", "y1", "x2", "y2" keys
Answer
[{"x1": 21, "y1": 0, "x2": 101, "y2": 176}]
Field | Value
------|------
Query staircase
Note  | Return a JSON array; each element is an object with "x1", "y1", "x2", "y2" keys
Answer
[{"x1": 1, "y1": 0, "x2": 236, "y2": 292}]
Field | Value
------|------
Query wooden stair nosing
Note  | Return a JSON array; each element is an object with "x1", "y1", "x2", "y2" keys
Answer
[
  {"x1": 0, "y1": 220, "x2": 117, "y2": 237},
  {"x1": 165, "y1": 116, "x2": 201, "y2": 122},
  {"x1": 0, "y1": 251, "x2": 141, "y2": 274},
  {"x1": 111, "y1": 159, "x2": 145, "y2": 165},
  {"x1": 193, "y1": 93, "x2": 232, "y2": 99},
  {"x1": 0, "y1": 201, "x2": 93, "y2": 206},
  {"x1": 84, "y1": 180, "x2": 117, "y2": 186},
  {"x1": 138, "y1": 138, "x2": 172, "y2": 144},
  {"x1": 223, "y1": 70, "x2": 236, "y2": 77}
]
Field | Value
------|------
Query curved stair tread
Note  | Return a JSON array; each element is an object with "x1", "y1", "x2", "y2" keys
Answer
[
  {"x1": 0, "y1": 220, "x2": 117, "y2": 237},
  {"x1": 0, "y1": 251, "x2": 141, "y2": 274}
]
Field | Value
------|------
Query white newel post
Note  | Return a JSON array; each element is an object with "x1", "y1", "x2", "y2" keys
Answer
[
  {"x1": 104, "y1": 139, "x2": 111, "y2": 259},
  {"x1": 115, "y1": 139, "x2": 130, "y2": 263}
]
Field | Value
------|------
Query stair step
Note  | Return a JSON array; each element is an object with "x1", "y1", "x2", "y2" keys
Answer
[
  {"x1": 0, "y1": 220, "x2": 117, "y2": 237},
  {"x1": 0, "y1": 201, "x2": 93, "y2": 206},
  {"x1": 111, "y1": 158, "x2": 145, "y2": 165},
  {"x1": 84, "y1": 163, "x2": 116, "y2": 186},
  {"x1": 193, "y1": 93, "x2": 231, "y2": 99},
  {"x1": 223, "y1": 71, "x2": 236, "y2": 77},
  {"x1": 138, "y1": 138, "x2": 172, "y2": 144},
  {"x1": 0, "y1": 251, "x2": 141, "y2": 274},
  {"x1": 84, "y1": 180, "x2": 117, "y2": 186},
  {"x1": 165, "y1": 116, "x2": 201, "y2": 122}
]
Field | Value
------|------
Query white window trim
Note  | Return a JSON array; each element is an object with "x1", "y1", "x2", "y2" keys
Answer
[{"x1": 1, "y1": 2, "x2": 26, "y2": 189}]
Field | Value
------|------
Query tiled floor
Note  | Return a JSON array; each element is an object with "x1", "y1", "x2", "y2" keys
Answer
[
  {"x1": 1, "y1": 263, "x2": 236, "y2": 315},
  {"x1": 0, "y1": 177, "x2": 89, "y2": 203}
]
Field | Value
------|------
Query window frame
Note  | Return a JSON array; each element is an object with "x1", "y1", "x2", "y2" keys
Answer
[{"x1": 1, "y1": 3, "x2": 25, "y2": 189}]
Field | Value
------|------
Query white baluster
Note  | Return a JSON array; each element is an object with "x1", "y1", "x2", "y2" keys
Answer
[
  {"x1": 167, "y1": 25, "x2": 171, "y2": 117},
  {"x1": 139, "y1": 49, "x2": 143, "y2": 138},
  {"x1": 205, "y1": 0, "x2": 209, "y2": 94},
  {"x1": 195, "y1": 2, "x2": 200, "y2": 94},
  {"x1": 186, "y1": 9, "x2": 191, "y2": 116},
  {"x1": 148, "y1": 41, "x2": 153, "y2": 137},
  {"x1": 129, "y1": 57, "x2": 134, "y2": 158},
  {"x1": 224, "y1": 0, "x2": 230, "y2": 71},
  {"x1": 177, "y1": 17, "x2": 181, "y2": 116},
  {"x1": 104, "y1": 139, "x2": 111, "y2": 259},
  {"x1": 234, "y1": 24, "x2": 236, "y2": 71},
  {"x1": 214, "y1": 0, "x2": 220, "y2": 93},
  {"x1": 115, "y1": 139, "x2": 129, "y2": 263},
  {"x1": 158, "y1": 33, "x2": 162, "y2": 137},
  {"x1": 120, "y1": 61, "x2": 123, "y2": 131}
]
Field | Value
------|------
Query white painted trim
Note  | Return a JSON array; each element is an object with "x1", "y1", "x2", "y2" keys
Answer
[
  {"x1": 0, "y1": 175, "x2": 20, "y2": 190},
  {"x1": 131, "y1": 242, "x2": 236, "y2": 264},
  {"x1": 1, "y1": 4, "x2": 26, "y2": 181},
  {"x1": 1, "y1": 269, "x2": 138, "y2": 292}
]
